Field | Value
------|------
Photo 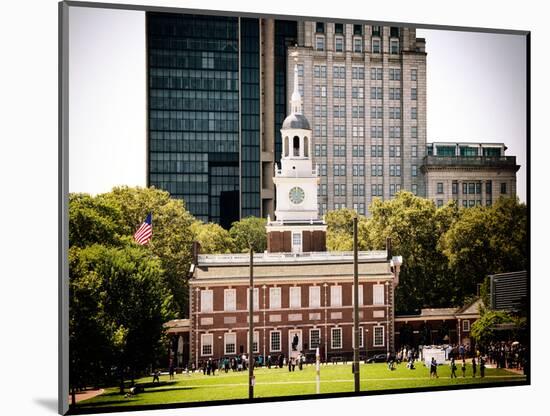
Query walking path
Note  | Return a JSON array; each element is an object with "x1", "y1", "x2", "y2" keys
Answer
[{"x1": 68, "y1": 388, "x2": 104, "y2": 404}]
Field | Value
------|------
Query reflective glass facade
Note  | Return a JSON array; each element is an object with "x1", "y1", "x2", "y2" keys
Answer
[
  {"x1": 240, "y1": 18, "x2": 261, "y2": 218},
  {"x1": 148, "y1": 13, "x2": 261, "y2": 227}
]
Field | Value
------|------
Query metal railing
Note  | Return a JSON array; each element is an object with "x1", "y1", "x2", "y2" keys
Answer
[
  {"x1": 198, "y1": 250, "x2": 388, "y2": 265},
  {"x1": 422, "y1": 155, "x2": 517, "y2": 168}
]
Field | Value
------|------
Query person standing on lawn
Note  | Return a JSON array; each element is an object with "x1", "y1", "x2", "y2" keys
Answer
[
  {"x1": 430, "y1": 357, "x2": 438, "y2": 378},
  {"x1": 461, "y1": 358, "x2": 466, "y2": 377},
  {"x1": 450, "y1": 357, "x2": 457, "y2": 378},
  {"x1": 480, "y1": 356, "x2": 486, "y2": 378},
  {"x1": 472, "y1": 357, "x2": 477, "y2": 378}
]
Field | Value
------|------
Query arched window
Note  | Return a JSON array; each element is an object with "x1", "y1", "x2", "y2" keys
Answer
[
  {"x1": 284, "y1": 137, "x2": 289, "y2": 157},
  {"x1": 304, "y1": 137, "x2": 309, "y2": 157},
  {"x1": 293, "y1": 136, "x2": 300, "y2": 157}
]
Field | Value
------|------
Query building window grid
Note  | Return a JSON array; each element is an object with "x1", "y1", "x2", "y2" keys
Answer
[
  {"x1": 310, "y1": 329, "x2": 321, "y2": 349},
  {"x1": 316, "y1": 35, "x2": 325, "y2": 51},
  {"x1": 201, "y1": 333, "x2": 213, "y2": 356},
  {"x1": 335, "y1": 35, "x2": 344, "y2": 52},
  {"x1": 270, "y1": 330, "x2": 281, "y2": 352},
  {"x1": 373, "y1": 326, "x2": 385, "y2": 347},
  {"x1": 331, "y1": 327, "x2": 343, "y2": 349},
  {"x1": 224, "y1": 332, "x2": 237, "y2": 355}
]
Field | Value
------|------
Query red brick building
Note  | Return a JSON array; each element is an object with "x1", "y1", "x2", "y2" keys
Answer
[
  {"x1": 394, "y1": 298, "x2": 482, "y2": 349},
  {"x1": 188, "y1": 63, "x2": 402, "y2": 365}
]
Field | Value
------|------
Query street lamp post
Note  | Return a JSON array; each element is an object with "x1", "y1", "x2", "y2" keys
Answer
[
  {"x1": 385, "y1": 281, "x2": 390, "y2": 355},
  {"x1": 323, "y1": 283, "x2": 328, "y2": 363},
  {"x1": 248, "y1": 248, "x2": 254, "y2": 399},
  {"x1": 352, "y1": 217, "x2": 360, "y2": 392},
  {"x1": 195, "y1": 287, "x2": 200, "y2": 369}
]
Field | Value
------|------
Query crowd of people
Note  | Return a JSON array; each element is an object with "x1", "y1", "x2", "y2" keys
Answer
[
  {"x1": 161, "y1": 340, "x2": 526, "y2": 383},
  {"x1": 485, "y1": 341, "x2": 527, "y2": 371}
]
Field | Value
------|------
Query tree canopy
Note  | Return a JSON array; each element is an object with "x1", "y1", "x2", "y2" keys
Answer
[
  {"x1": 229, "y1": 216, "x2": 267, "y2": 253},
  {"x1": 69, "y1": 244, "x2": 175, "y2": 390},
  {"x1": 324, "y1": 193, "x2": 527, "y2": 314}
]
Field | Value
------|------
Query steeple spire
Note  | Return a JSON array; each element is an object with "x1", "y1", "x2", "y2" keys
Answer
[{"x1": 290, "y1": 50, "x2": 302, "y2": 114}]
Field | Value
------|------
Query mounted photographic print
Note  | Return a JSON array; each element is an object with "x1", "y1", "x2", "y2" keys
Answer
[{"x1": 59, "y1": 1, "x2": 529, "y2": 414}]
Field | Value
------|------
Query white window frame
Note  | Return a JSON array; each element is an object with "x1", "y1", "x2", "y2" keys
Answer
[
  {"x1": 373, "y1": 284, "x2": 385, "y2": 305},
  {"x1": 290, "y1": 286, "x2": 302, "y2": 309},
  {"x1": 309, "y1": 286, "x2": 321, "y2": 308},
  {"x1": 331, "y1": 327, "x2": 343, "y2": 349},
  {"x1": 372, "y1": 38, "x2": 381, "y2": 53},
  {"x1": 309, "y1": 328, "x2": 321, "y2": 350},
  {"x1": 352, "y1": 326, "x2": 364, "y2": 348},
  {"x1": 247, "y1": 330, "x2": 260, "y2": 353},
  {"x1": 463, "y1": 320, "x2": 471, "y2": 332},
  {"x1": 224, "y1": 288, "x2": 236, "y2": 312},
  {"x1": 316, "y1": 35, "x2": 325, "y2": 51},
  {"x1": 270, "y1": 330, "x2": 282, "y2": 352},
  {"x1": 270, "y1": 287, "x2": 281, "y2": 309},
  {"x1": 201, "y1": 333, "x2": 214, "y2": 356},
  {"x1": 200, "y1": 289, "x2": 213, "y2": 313},
  {"x1": 373, "y1": 326, "x2": 385, "y2": 347},
  {"x1": 334, "y1": 35, "x2": 344, "y2": 52},
  {"x1": 353, "y1": 37, "x2": 362, "y2": 53},
  {"x1": 224, "y1": 332, "x2": 237, "y2": 355},
  {"x1": 247, "y1": 287, "x2": 259, "y2": 311},
  {"x1": 292, "y1": 232, "x2": 302, "y2": 253},
  {"x1": 352, "y1": 284, "x2": 363, "y2": 306},
  {"x1": 330, "y1": 285, "x2": 342, "y2": 307}
]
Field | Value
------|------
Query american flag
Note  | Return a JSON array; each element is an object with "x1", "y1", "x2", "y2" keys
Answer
[{"x1": 133, "y1": 213, "x2": 152, "y2": 245}]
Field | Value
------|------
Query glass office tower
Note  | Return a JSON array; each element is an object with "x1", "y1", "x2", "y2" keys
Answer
[{"x1": 147, "y1": 13, "x2": 261, "y2": 227}]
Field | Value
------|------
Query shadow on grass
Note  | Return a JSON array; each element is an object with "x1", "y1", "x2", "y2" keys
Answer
[{"x1": 80, "y1": 386, "x2": 198, "y2": 407}]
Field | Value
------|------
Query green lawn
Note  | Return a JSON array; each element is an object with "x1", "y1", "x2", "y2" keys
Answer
[{"x1": 77, "y1": 362, "x2": 525, "y2": 409}]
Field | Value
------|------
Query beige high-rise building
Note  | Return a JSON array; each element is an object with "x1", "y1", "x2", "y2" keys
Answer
[
  {"x1": 422, "y1": 142, "x2": 520, "y2": 208},
  {"x1": 287, "y1": 22, "x2": 427, "y2": 215}
]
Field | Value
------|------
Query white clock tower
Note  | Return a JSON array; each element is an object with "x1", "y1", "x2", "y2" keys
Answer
[{"x1": 266, "y1": 53, "x2": 327, "y2": 254}]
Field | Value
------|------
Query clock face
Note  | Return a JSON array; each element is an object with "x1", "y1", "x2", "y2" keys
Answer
[{"x1": 289, "y1": 186, "x2": 305, "y2": 204}]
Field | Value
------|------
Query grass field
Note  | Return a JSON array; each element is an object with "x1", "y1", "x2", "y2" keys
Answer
[{"x1": 77, "y1": 362, "x2": 526, "y2": 409}]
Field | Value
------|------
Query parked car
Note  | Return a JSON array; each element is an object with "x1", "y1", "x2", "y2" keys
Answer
[{"x1": 365, "y1": 353, "x2": 387, "y2": 363}]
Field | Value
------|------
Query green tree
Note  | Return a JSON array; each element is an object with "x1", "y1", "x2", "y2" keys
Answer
[
  {"x1": 230, "y1": 217, "x2": 267, "y2": 253},
  {"x1": 360, "y1": 192, "x2": 459, "y2": 313},
  {"x1": 470, "y1": 309, "x2": 515, "y2": 346},
  {"x1": 440, "y1": 197, "x2": 527, "y2": 300},
  {"x1": 98, "y1": 186, "x2": 196, "y2": 316},
  {"x1": 69, "y1": 244, "x2": 176, "y2": 393},
  {"x1": 325, "y1": 208, "x2": 364, "y2": 251},
  {"x1": 191, "y1": 221, "x2": 235, "y2": 254},
  {"x1": 69, "y1": 193, "x2": 126, "y2": 248}
]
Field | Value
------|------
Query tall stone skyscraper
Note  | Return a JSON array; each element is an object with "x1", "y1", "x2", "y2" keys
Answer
[{"x1": 289, "y1": 22, "x2": 427, "y2": 215}]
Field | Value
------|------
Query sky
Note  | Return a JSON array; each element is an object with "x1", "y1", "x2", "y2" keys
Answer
[{"x1": 68, "y1": 7, "x2": 527, "y2": 201}]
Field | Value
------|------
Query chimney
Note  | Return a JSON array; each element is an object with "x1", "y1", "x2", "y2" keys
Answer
[{"x1": 386, "y1": 237, "x2": 392, "y2": 260}]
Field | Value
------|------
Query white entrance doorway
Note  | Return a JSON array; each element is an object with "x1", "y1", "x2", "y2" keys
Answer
[{"x1": 288, "y1": 329, "x2": 303, "y2": 358}]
